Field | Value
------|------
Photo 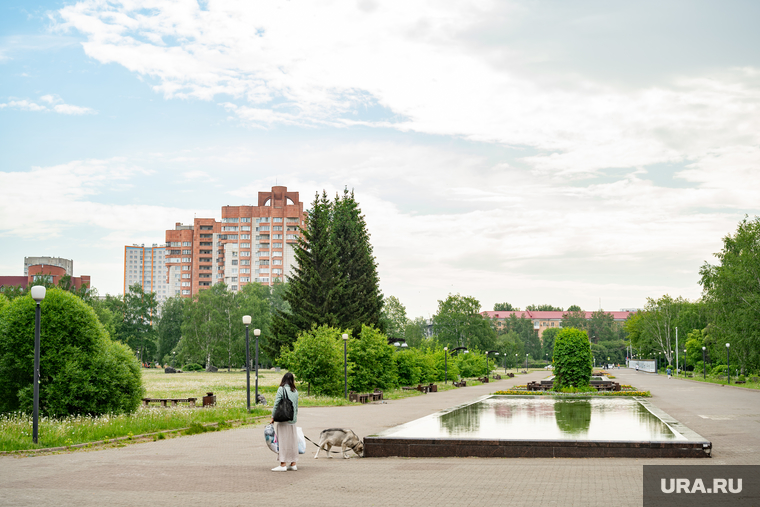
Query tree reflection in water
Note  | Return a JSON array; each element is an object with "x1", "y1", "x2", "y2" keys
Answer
[
  {"x1": 439, "y1": 402, "x2": 484, "y2": 435},
  {"x1": 554, "y1": 399, "x2": 592, "y2": 435}
]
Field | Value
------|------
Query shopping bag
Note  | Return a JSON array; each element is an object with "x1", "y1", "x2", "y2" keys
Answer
[
  {"x1": 297, "y1": 427, "x2": 306, "y2": 454},
  {"x1": 264, "y1": 424, "x2": 278, "y2": 453}
]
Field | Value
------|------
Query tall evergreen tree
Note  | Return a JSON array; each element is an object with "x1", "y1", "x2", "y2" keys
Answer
[
  {"x1": 332, "y1": 188, "x2": 383, "y2": 337},
  {"x1": 269, "y1": 191, "x2": 342, "y2": 359}
]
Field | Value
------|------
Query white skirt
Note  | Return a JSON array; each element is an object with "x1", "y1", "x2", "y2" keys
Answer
[{"x1": 275, "y1": 422, "x2": 299, "y2": 463}]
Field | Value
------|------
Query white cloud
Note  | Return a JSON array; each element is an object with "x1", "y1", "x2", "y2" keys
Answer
[{"x1": 0, "y1": 94, "x2": 95, "y2": 114}]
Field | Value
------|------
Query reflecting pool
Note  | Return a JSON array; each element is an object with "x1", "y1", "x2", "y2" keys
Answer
[{"x1": 381, "y1": 396, "x2": 685, "y2": 441}]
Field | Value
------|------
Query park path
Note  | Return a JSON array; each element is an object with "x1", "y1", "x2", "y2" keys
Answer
[{"x1": 1, "y1": 368, "x2": 758, "y2": 507}]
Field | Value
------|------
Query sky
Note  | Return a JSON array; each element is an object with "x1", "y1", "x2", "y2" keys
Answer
[{"x1": 2, "y1": 0, "x2": 759, "y2": 319}]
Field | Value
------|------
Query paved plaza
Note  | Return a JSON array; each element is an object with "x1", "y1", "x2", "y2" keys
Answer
[{"x1": 1, "y1": 368, "x2": 758, "y2": 507}]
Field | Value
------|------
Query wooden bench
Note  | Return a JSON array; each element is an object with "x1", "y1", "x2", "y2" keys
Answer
[
  {"x1": 349, "y1": 392, "x2": 370, "y2": 403},
  {"x1": 142, "y1": 397, "x2": 197, "y2": 408},
  {"x1": 507, "y1": 373, "x2": 515, "y2": 378},
  {"x1": 477, "y1": 377, "x2": 490, "y2": 383},
  {"x1": 453, "y1": 380, "x2": 467, "y2": 388}
]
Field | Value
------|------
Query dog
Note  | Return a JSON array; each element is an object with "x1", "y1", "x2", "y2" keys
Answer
[{"x1": 313, "y1": 428, "x2": 364, "y2": 459}]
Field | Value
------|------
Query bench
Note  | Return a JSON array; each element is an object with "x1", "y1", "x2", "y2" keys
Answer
[
  {"x1": 493, "y1": 374, "x2": 502, "y2": 380},
  {"x1": 349, "y1": 392, "x2": 370, "y2": 403},
  {"x1": 453, "y1": 380, "x2": 467, "y2": 388},
  {"x1": 142, "y1": 397, "x2": 198, "y2": 408},
  {"x1": 507, "y1": 373, "x2": 515, "y2": 378}
]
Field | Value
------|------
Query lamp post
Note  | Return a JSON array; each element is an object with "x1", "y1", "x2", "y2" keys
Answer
[
  {"x1": 172, "y1": 351, "x2": 176, "y2": 368},
  {"x1": 726, "y1": 343, "x2": 730, "y2": 384},
  {"x1": 343, "y1": 334, "x2": 349, "y2": 399},
  {"x1": 242, "y1": 316, "x2": 251, "y2": 412},
  {"x1": 525, "y1": 353, "x2": 529, "y2": 371},
  {"x1": 515, "y1": 353, "x2": 518, "y2": 373},
  {"x1": 31, "y1": 285, "x2": 46, "y2": 444},
  {"x1": 444, "y1": 347, "x2": 448, "y2": 384},
  {"x1": 702, "y1": 346, "x2": 706, "y2": 380},
  {"x1": 254, "y1": 328, "x2": 261, "y2": 406}
]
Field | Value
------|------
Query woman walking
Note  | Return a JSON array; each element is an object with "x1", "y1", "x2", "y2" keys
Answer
[{"x1": 270, "y1": 372, "x2": 299, "y2": 472}]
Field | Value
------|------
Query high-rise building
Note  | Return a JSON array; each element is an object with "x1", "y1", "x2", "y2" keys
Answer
[
  {"x1": 164, "y1": 186, "x2": 305, "y2": 298},
  {"x1": 123, "y1": 244, "x2": 170, "y2": 304}
]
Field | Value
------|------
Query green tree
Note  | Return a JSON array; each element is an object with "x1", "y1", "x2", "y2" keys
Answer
[
  {"x1": 542, "y1": 327, "x2": 560, "y2": 358},
  {"x1": 553, "y1": 328, "x2": 593, "y2": 390},
  {"x1": 280, "y1": 325, "x2": 343, "y2": 395},
  {"x1": 587, "y1": 310, "x2": 616, "y2": 343},
  {"x1": 567, "y1": 305, "x2": 582, "y2": 312},
  {"x1": 699, "y1": 216, "x2": 760, "y2": 373},
  {"x1": 332, "y1": 188, "x2": 384, "y2": 337},
  {"x1": 626, "y1": 295, "x2": 696, "y2": 366},
  {"x1": 271, "y1": 191, "x2": 342, "y2": 358},
  {"x1": 0, "y1": 289, "x2": 143, "y2": 416},
  {"x1": 404, "y1": 317, "x2": 428, "y2": 348},
  {"x1": 157, "y1": 296, "x2": 185, "y2": 363},
  {"x1": 433, "y1": 294, "x2": 496, "y2": 350},
  {"x1": 561, "y1": 309, "x2": 587, "y2": 331},
  {"x1": 381, "y1": 296, "x2": 408, "y2": 341},
  {"x1": 501, "y1": 313, "x2": 539, "y2": 358},
  {"x1": 348, "y1": 326, "x2": 398, "y2": 392},
  {"x1": 526, "y1": 304, "x2": 563, "y2": 311},
  {"x1": 493, "y1": 302, "x2": 519, "y2": 311},
  {"x1": 119, "y1": 284, "x2": 159, "y2": 362}
]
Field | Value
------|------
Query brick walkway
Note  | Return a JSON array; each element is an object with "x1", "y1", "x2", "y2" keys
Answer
[{"x1": 1, "y1": 369, "x2": 758, "y2": 507}]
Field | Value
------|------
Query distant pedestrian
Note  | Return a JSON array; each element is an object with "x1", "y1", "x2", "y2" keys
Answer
[
  {"x1": 635, "y1": 364, "x2": 639, "y2": 372},
  {"x1": 667, "y1": 367, "x2": 672, "y2": 379}
]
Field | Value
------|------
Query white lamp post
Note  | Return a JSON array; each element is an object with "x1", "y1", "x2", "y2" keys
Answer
[
  {"x1": 444, "y1": 347, "x2": 448, "y2": 384},
  {"x1": 253, "y1": 328, "x2": 261, "y2": 405},
  {"x1": 31, "y1": 285, "x2": 46, "y2": 444}
]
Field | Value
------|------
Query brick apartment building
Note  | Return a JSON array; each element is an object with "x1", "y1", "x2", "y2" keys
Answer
[
  {"x1": 0, "y1": 256, "x2": 90, "y2": 292},
  {"x1": 162, "y1": 186, "x2": 305, "y2": 298}
]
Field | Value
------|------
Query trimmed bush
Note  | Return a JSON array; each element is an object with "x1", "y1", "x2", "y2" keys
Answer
[
  {"x1": 552, "y1": 328, "x2": 593, "y2": 390},
  {"x1": 182, "y1": 363, "x2": 203, "y2": 372},
  {"x1": 0, "y1": 288, "x2": 143, "y2": 416},
  {"x1": 279, "y1": 325, "x2": 343, "y2": 396},
  {"x1": 347, "y1": 325, "x2": 398, "y2": 392}
]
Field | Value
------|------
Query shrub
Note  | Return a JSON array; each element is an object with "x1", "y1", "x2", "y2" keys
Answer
[
  {"x1": 0, "y1": 288, "x2": 144, "y2": 416},
  {"x1": 279, "y1": 325, "x2": 343, "y2": 396},
  {"x1": 394, "y1": 350, "x2": 421, "y2": 386},
  {"x1": 455, "y1": 350, "x2": 486, "y2": 378},
  {"x1": 182, "y1": 363, "x2": 203, "y2": 372},
  {"x1": 347, "y1": 325, "x2": 398, "y2": 392},
  {"x1": 710, "y1": 364, "x2": 728, "y2": 376},
  {"x1": 552, "y1": 328, "x2": 592, "y2": 390}
]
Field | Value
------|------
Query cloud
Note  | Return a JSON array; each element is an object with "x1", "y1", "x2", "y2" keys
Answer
[
  {"x1": 56, "y1": 1, "x2": 760, "y2": 178},
  {"x1": 0, "y1": 159, "x2": 207, "y2": 243},
  {"x1": 0, "y1": 94, "x2": 95, "y2": 114}
]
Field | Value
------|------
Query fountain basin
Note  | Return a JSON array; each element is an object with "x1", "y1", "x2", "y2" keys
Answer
[{"x1": 364, "y1": 395, "x2": 711, "y2": 458}]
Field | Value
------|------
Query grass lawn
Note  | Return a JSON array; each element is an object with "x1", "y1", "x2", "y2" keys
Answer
[
  {"x1": 2, "y1": 368, "x2": 482, "y2": 452},
  {"x1": 671, "y1": 373, "x2": 760, "y2": 390}
]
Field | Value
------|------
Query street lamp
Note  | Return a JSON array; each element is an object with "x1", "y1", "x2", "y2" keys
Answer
[
  {"x1": 172, "y1": 351, "x2": 176, "y2": 368},
  {"x1": 525, "y1": 353, "x2": 529, "y2": 371},
  {"x1": 726, "y1": 343, "x2": 730, "y2": 384},
  {"x1": 443, "y1": 347, "x2": 448, "y2": 384},
  {"x1": 253, "y1": 328, "x2": 261, "y2": 406},
  {"x1": 343, "y1": 333, "x2": 349, "y2": 399},
  {"x1": 702, "y1": 346, "x2": 706, "y2": 380},
  {"x1": 242, "y1": 315, "x2": 251, "y2": 412},
  {"x1": 515, "y1": 353, "x2": 518, "y2": 373},
  {"x1": 31, "y1": 285, "x2": 46, "y2": 444}
]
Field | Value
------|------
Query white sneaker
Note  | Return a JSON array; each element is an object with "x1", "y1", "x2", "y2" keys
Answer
[
  {"x1": 287, "y1": 465, "x2": 297, "y2": 471},
  {"x1": 271, "y1": 466, "x2": 287, "y2": 472}
]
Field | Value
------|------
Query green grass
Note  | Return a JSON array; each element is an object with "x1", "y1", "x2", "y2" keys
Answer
[{"x1": 671, "y1": 373, "x2": 760, "y2": 390}]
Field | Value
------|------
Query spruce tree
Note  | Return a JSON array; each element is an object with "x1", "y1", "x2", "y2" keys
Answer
[
  {"x1": 269, "y1": 191, "x2": 342, "y2": 359},
  {"x1": 332, "y1": 188, "x2": 384, "y2": 337}
]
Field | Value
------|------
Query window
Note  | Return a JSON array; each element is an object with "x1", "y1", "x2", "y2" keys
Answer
[
  {"x1": 272, "y1": 251, "x2": 282, "y2": 257},
  {"x1": 256, "y1": 260, "x2": 269, "y2": 266},
  {"x1": 200, "y1": 241, "x2": 212, "y2": 246},
  {"x1": 240, "y1": 277, "x2": 251, "y2": 282},
  {"x1": 286, "y1": 234, "x2": 297, "y2": 240},
  {"x1": 230, "y1": 277, "x2": 238, "y2": 282},
  {"x1": 231, "y1": 285, "x2": 238, "y2": 290},
  {"x1": 182, "y1": 265, "x2": 190, "y2": 271},
  {"x1": 218, "y1": 235, "x2": 238, "y2": 240},
  {"x1": 240, "y1": 260, "x2": 250, "y2": 265},
  {"x1": 257, "y1": 277, "x2": 270, "y2": 283},
  {"x1": 182, "y1": 273, "x2": 191, "y2": 279},
  {"x1": 257, "y1": 226, "x2": 270, "y2": 232},
  {"x1": 182, "y1": 242, "x2": 191, "y2": 246},
  {"x1": 231, "y1": 268, "x2": 238, "y2": 274},
  {"x1": 182, "y1": 290, "x2": 190, "y2": 295},
  {"x1": 273, "y1": 226, "x2": 283, "y2": 231},
  {"x1": 222, "y1": 217, "x2": 239, "y2": 223},
  {"x1": 182, "y1": 250, "x2": 191, "y2": 255},
  {"x1": 222, "y1": 226, "x2": 238, "y2": 231},
  {"x1": 272, "y1": 259, "x2": 282, "y2": 265},
  {"x1": 200, "y1": 225, "x2": 214, "y2": 230},
  {"x1": 241, "y1": 234, "x2": 251, "y2": 239},
  {"x1": 273, "y1": 234, "x2": 283, "y2": 239},
  {"x1": 241, "y1": 226, "x2": 251, "y2": 231},
  {"x1": 200, "y1": 234, "x2": 212, "y2": 239},
  {"x1": 272, "y1": 269, "x2": 283, "y2": 274},
  {"x1": 257, "y1": 268, "x2": 269, "y2": 273},
  {"x1": 241, "y1": 217, "x2": 251, "y2": 223},
  {"x1": 241, "y1": 251, "x2": 250, "y2": 256},
  {"x1": 181, "y1": 257, "x2": 191, "y2": 262},
  {"x1": 231, "y1": 251, "x2": 238, "y2": 257},
  {"x1": 256, "y1": 217, "x2": 270, "y2": 223},
  {"x1": 181, "y1": 282, "x2": 190, "y2": 287},
  {"x1": 273, "y1": 243, "x2": 282, "y2": 248},
  {"x1": 286, "y1": 217, "x2": 299, "y2": 223},
  {"x1": 170, "y1": 241, "x2": 181, "y2": 246},
  {"x1": 240, "y1": 268, "x2": 250, "y2": 273},
  {"x1": 240, "y1": 243, "x2": 250, "y2": 248}
]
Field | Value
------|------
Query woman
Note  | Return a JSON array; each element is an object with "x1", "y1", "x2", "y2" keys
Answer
[{"x1": 270, "y1": 372, "x2": 299, "y2": 472}]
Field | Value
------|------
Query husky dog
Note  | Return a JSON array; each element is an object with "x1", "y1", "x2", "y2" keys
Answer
[{"x1": 313, "y1": 428, "x2": 364, "y2": 459}]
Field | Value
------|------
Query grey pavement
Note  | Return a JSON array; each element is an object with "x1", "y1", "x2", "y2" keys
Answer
[{"x1": 1, "y1": 369, "x2": 759, "y2": 507}]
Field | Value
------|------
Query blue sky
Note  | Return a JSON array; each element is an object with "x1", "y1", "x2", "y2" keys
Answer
[{"x1": 2, "y1": 0, "x2": 760, "y2": 318}]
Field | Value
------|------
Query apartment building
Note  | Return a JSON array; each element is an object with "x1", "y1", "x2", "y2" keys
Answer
[
  {"x1": 164, "y1": 186, "x2": 305, "y2": 298},
  {"x1": 123, "y1": 244, "x2": 170, "y2": 304},
  {"x1": 480, "y1": 310, "x2": 634, "y2": 340},
  {"x1": 24, "y1": 256, "x2": 73, "y2": 276}
]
